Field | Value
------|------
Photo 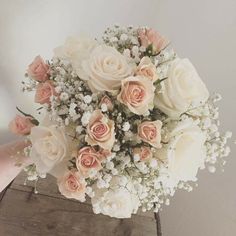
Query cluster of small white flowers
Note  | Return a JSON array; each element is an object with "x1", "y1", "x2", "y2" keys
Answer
[
  {"x1": 23, "y1": 164, "x2": 46, "y2": 193},
  {"x1": 23, "y1": 164, "x2": 38, "y2": 181},
  {"x1": 199, "y1": 94, "x2": 231, "y2": 171},
  {"x1": 102, "y1": 25, "x2": 143, "y2": 63},
  {"x1": 179, "y1": 93, "x2": 232, "y2": 173},
  {"x1": 155, "y1": 48, "x2": 177, "y2": 80},
  {"x1": 21, "y1": 76, "x2": 38, "y2": 92},
  {"x1": 48, "y1": 59, "x2": 101, "y2": 133},
  {"x1": 82, "y1": 142, "x2": 174, "y2": 213}
]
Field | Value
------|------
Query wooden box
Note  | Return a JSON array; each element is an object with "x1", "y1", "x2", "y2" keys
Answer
[{"x1": 0, "y1": 172, "x2": 161, "y2": 236}]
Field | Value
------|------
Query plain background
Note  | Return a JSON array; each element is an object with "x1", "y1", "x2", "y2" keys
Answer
[{"x1": 0, "y1": 1, "x2": 235, "y2": 235}]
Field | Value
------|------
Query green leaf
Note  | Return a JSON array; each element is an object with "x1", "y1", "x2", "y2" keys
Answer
[{"x1": 154, "y1": 77, "x2": 168, "y2": 86}]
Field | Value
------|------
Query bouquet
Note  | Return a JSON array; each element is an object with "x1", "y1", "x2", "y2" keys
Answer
[{"x1": 8, "y1": 25, "x2": 232, "y2": 218}]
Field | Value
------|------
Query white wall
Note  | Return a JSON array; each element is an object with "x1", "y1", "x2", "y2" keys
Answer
[
  {"x1": 0, "y1": 1, "x2": 235, "y2": 235},
  {"x1": 156, "y1": 1, "x2": 236, "y2": 235}
]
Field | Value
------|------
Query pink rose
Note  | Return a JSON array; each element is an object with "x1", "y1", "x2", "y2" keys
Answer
[
  {"x1": 136, "y1": 57, "x2": 158, "y2": 82},
  {"x1": 138, "y1": 120, "x2": 162, "y2": 148},
  {"x1": 117, "y1": 76, "x2": 155, "y2": 115},
  {"x1": 27, "y1": 56, "x2": 49, "y2": 82},
  {"x1": 9, "y1": 115, "x2": 35, "y2": 135},
  {"x1": 133, "y1": 146, "x2": 153, "y2": 161},
  {"x1": 35, "y1": 80, "x2": 56, "y2": 104},
  {"x1": 76, "y1": 146, "x2": 104, "y2": 176},
  {"x1": 99, "y1": 95, "x2": 114, "y2": 111},
  {"x1": 86, "y1": 110, "x2": 115, "y2": 150},
  {"x1": 138, "y1": 28, "x2": 169, "y2": 54},
  {"x1": 58, "y1": 170, "x2": 86, "y2": 202}
]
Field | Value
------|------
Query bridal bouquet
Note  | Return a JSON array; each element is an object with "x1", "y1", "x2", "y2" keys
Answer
[{"x1": 9, "y1": 25, "x2": 232, "y2": 218}]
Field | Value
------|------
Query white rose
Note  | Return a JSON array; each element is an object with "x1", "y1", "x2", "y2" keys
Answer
[
  {"x1": 154, "y1": 58, "x2": 209, "y2": 119},
  {"x1": 81, "y1": 45, "x2": 133, "y2": 92},
  {"x1": 30, "y1": 125, "x2": 68, "y2": 174},
  {"x1": 158, "y1": 119, "x2": 206, "y2": 186},
  {"x1": 54, "y1": 35, "x2": 97, "y2": 78},
  {"x1": 91, "y1": 177, "x2": 140, "y2": 218}
]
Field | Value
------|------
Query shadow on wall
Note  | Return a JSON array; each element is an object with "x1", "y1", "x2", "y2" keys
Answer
[
  {"x1": 0, "y1": 66, "x2": 17, "y2": 143},
  {"x1": 0, "y1": 130, "x2": 17, "y2": 145}
]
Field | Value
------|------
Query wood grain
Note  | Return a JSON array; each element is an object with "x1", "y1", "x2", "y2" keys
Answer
[
  {"x1": 0, "y1": 172, "x2": 160, "y2": 236},
  {"x1": 11, "y1": 172, "x2": 154, "y2": 218}
]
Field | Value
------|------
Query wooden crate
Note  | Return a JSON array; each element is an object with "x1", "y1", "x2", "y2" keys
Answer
[{"x1": 0, "y1": 172, "x2": 161, "y2": 236}]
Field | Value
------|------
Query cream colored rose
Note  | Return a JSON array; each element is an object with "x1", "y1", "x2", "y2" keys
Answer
[
  {"x1": 138, "y1": 120, "x2": 162, "y2": 148},
  {"x1": 136, "y1": 57, "x2": 158, "y2": 82},
  {"x1": 54, "y1": 35, "x2": 97, "y2": 79},
  {"x1": 30, "y1": 125, "x2": 68, "y2": 174},
  {"x1": 81, "y1": 45, "x2": 133, "y2": 92},
  {"x1": 154, "y1": 58, "x2": 209, "y2": 119},
  {"x1": 86, "y1": 110, "x2": 115, "y2": 150},
  {"x1": 91, "y1": 176, "x2": 140, "y2": 218},
  {"x1": 58, "y1": 170, "x2": 86, "y2": 202},
  {"x1": 117, "y1": 76, "x2": 155, "y2": 115},
  {"x1": 158, "y1": 119, "x2": 206, "y2": 185}
]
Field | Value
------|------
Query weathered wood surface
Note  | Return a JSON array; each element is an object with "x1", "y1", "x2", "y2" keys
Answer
[{"x1": 0, "y1": 172, "x2": 160, "y2": 236}]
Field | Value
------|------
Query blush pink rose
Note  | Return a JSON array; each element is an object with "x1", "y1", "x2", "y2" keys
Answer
[
  {"x1": 133, "y1": 146, "x2": 153, "y2": 161},
  {"x1": 35, "y1": 80, "x2": 56, "y2": 104},
  {"x1": 9, "y1": 115, "x2": 35, "y2": 135},
  {"x1": 27, "y1": 56, "x2": 49, "y2": 82},
  {"x1": 138, "y1": 120, "x2": 162, "y2": 148},
  {"x1": 58, "y1": 170, "x2": 86, "y2": 202},
  {"x1": 136, "y1": 57, "x2": 159, "y2": 82},
  {"x1": 117, "y1": 76, "x2": 155, "y2": 115},
  {"x1": 138, "y1": 28, "x2": 169, "y2": 54},
  {"x1": 76, "y1": 146, "x2": 103, "y2": 176},
  {"x1": 99, "y1": 95, "x2": 114, "y2": 111},
  {"x1": 86, "y1": 110, "x2": 115, "y2": 150}
]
